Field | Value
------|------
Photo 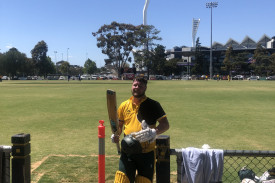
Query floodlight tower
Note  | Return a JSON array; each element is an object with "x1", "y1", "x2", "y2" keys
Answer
[
  {"x1": 143, "y1": 0, "x2": 150, "y2": 25},
  {"x1": 192, "y1": 18, "x2": 200, "y2": 47},
  {"x1": 206, "y1": 1, "x2": 218, "y2": 79},
  {"x1": 142, "y1": 0, "x2": 150, "y2": 74},
  {"x1": 143, "y1": 0, "x2": 150, "y2": 49}
]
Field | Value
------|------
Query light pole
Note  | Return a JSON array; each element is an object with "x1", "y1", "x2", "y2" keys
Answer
[
  {"x1": 143, "y1": 0, "x2": 150, "y2": 25},
  {"x1": 67, "y1": 48, "x2": 69, "y2": 62},
  {"x1": 54, "y1": 51, "x2": 57, "y2": 63},
  {"x1": 66, "y1": 48, "x2": 70, "y2": 76},
  {"x1": 143, "y1": 0, "x2": 150, "y2": 78},
  {"x1": 192, "y1": 18, "x2": 200, "y2": 47},
  {"x1": 206, "y1": 2, "x2": 218, "y2": 79},
  {"x1": 54, "y1": 51, "x2": 57, "y2": 74}
]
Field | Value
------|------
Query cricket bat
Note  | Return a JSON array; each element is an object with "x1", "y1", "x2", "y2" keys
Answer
[{"x1": 106, "y1": 89, "x2": 121, "y2": 154}]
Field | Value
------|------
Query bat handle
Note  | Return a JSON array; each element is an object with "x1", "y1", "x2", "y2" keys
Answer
[{"x1": 116, "y1": 142, "x2": 121, "y2": 155}]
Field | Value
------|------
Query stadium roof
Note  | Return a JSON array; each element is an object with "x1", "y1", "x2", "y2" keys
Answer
[{"x1": 212, "y1": 34, "x2": 271, "y2": 50}]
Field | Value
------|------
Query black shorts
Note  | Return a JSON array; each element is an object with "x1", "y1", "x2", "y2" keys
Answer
[{"x1": 119, "y1": 150, "x2": 155, "y2": 183}]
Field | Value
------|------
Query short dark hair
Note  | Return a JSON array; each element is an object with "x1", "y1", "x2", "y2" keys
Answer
[{"x1": 133, "y1": 77, "x2": 147, "y2": 86}]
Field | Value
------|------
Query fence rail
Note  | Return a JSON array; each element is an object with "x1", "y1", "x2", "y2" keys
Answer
[{"x1": 170, "y1": 148, "x2": 275, "y2": 183}]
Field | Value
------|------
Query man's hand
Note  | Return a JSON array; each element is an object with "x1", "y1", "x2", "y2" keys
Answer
[
  {"x1": 133, "y1": 128, "x2": 156, "y2": 143},
  {"x1": 132, "y1": 120, "x2": 157, "y2": 143},
  {"x1": 111, "y1": 134, "x2": 120, "y2": 143}
]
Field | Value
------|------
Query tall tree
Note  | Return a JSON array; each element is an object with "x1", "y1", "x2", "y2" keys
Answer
[
  {"x1": 3, "y1": 48, "x2": 28, "y2": 78},
  {"x1": 163, "y1": 58, "x2": 182, "y2": 76},
  {"x1": 93, "y1": 22, "x2": 161, "y2": 78},
  {"x1": 84, "y1": 59, "x2": 97, "y2": 74},
  {"x1": 133, "y1": 25, "x2": 162, "y2": 78},
  {"x1": 192, "y1": 37, "x2": 204, "y2": 75},
  {"x1": 269, "y1": 53, "x2": 275, "y2": 75},
  {"x1": 70, "y1": 65, "x2": 83, "y2": 76},
  {"x1": 31, "y1": 40, "x2": 53, "y2": 76},
  {"x1": 59, "y1": 61, "x2": 70, "y2": 75},
  {"x1": 223, "y1": 46, "x2": 234, "y2": 76},
  {"x1": 92, "y1": 22, "x2": 141, "y2": 78},
  {"x1": 252, "y1": 44, "x2": 271, "y2": 76},
  {"x1": 233, "y1": 52, "x2": 250, "y2": 75},
  {"x1": 150, "y1": 44, "x2": 166, "y2": 75},
  {"x1": 0, "y1": 53, "x2": 4, "y2": 75}
]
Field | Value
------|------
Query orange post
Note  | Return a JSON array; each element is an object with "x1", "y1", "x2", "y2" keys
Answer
[{"x1": 98, "y1": 120, "x2": 105, "y2": 183}]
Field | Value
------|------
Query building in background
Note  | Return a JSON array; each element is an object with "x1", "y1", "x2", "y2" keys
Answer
[{"x1": 166, "y1": 35, "x2": 275, "y2": 76}]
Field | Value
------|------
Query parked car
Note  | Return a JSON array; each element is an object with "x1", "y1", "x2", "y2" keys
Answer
[
  {"x1": 123, "y1": 73, "x2": 135, "y2": 80},
  {"x1": 11, "y1": 76, "x2": 18, "y2": 80},
  {"x1": 98, "y1": 75, "x2": 107, "y2": 80},
  {"x1": 59, "y1": 76, "x2": 66, "y2": 80},
  {"x1": 47, "y1": 75, "x2": 59, "y2": 80},
  {"x1": 266, "y1": 76, "x2": 275, "y2": 80},
  {"x1": 182, "y1": 75, "x2": 191, "y2": 80},
  {"x1": 91, "y1": 75, "x2": 98, "y2": 80},
  {"x1": 107, "y1": 75, "x2": 114, "y2": 80},
  {"x1": 32, "y1": 76, "x2": 39, "y2": 80},
  {"x1": 232, "y1": 75, "x2": 244, "y2": 80},
  {"x1": 70, "y1": 76, "x2": 78, "y2": 80},
  {"x1": 80, "y1": 74, "x2": 91, "y2": 80},
  {"x1": 173, "y1": 75, "x2": 181, "y2": 80},
  {"x1": 18, "y1": 77, "x2": 27, "y2": 80},
  {"x1": 155, "y1": 75, "x2": 166, "y2": 80},
  {"x1": 149, "y1": 75, "x2": 156, "y2": 80},
  {"x1": 111, "y1": 76, "x2": 118, "y2": 80},
  {"x1": 247, "y1": 76, "x2": 259, "y2": 80},
  {"x1": 2, "y1": 76, "x2": 9, "y2": 80}
]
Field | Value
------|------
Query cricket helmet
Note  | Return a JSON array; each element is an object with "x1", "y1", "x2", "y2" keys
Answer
[{"x1": 121, "y1": 135, "x2": 142, "y2": 155}]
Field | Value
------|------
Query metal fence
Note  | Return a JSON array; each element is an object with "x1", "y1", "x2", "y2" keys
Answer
[{"x1": 170, "y1": 149, "x2": 275, "y2": 183}]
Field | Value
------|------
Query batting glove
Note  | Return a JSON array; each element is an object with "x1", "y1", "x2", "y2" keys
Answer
[
  {"x1": 141, "y1": 120, "x2": 149, "y2": 129},
  {"x1": 111, "y1": 134, "x2": 119, "y2": 143},
  {"x1": 132, "y1": 128, "x2": 157, "y2": 143}
]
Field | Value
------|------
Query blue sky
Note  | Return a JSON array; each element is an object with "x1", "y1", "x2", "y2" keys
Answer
[{"x1": 1, "y1": 0, "x2": 274, "y2": 67}]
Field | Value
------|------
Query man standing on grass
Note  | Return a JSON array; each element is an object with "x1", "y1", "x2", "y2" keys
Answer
[{"x1": 111, "y1": 77, "x2": 169, "y2": 183}]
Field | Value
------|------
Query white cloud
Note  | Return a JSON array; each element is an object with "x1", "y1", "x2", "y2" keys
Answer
[{"x1": 5, "y1": 44, "x2": 13, "y2": 49}]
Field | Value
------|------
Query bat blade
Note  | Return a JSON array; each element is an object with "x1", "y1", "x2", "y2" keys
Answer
[{"x1": 106, "y1": 89, "x2": 121, "y2": 154}]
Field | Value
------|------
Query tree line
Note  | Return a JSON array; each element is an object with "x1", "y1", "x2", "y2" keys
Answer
[
  {"x1": 1, "y1": 21, "x2": 275, "y2": 79},
  {"x1": 222, "y1": 44, "x2": 275, "y2": 76},
  {"x1": 0, "y1": 40, "x2": 100, "y2": 78}
]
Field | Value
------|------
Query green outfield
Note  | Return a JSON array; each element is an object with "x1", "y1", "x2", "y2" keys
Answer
[{"x1": 0, "y1": 80, "x2": 275, "y2": 182}]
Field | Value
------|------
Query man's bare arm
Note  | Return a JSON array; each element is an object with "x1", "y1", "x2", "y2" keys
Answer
[{"x1": 155, "y1": 117, "x2": 169, "y2": 135}]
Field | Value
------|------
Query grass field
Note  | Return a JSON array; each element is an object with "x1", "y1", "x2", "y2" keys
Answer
[{"x1": 0, "y1": 79, "x2": 275, "y2": 182}]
